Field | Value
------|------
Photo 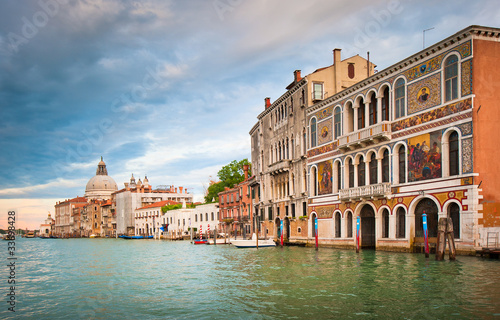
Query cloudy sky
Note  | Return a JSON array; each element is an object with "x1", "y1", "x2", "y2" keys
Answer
[{"x1": 1, "y1": 0, "x2": 499, "y2": 229}]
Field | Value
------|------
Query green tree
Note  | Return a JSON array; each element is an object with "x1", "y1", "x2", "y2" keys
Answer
[{"x1": 204, "y1": 159, "x2": 251, "y2": 203}]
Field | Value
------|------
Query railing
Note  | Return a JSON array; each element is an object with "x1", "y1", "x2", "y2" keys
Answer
[
  {"x1": 267, "y1": 160, "x2": 291, "y2": 175},
  {"x1": 338, "y1": 121, "x2": 391, "y2": 151},
  {"x1": 340, "y1": 182, "x2": 391, "y2": 200}
]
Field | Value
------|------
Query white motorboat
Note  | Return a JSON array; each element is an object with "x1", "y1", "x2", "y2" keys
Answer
[{"x1": 231, "y1": 233, "x2": 276, "y2": 248}]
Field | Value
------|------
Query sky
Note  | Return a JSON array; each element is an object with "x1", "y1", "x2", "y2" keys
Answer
[{"x1": 1, "y1": 0, "x2": 499, "y2": 230}]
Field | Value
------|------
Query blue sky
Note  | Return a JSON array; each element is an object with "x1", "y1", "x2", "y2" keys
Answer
[{"x1": 1, "y1": 0, "x2": 499, "y2": 229}]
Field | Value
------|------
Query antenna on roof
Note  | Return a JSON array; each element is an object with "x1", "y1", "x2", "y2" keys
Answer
[{"x1": 423, "y1": 27, "x2": 435, "y2": 49}]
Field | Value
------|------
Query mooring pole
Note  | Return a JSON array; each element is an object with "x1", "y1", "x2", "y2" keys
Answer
[
  {"x1": 280, "y1": 219, "x2": 284, "y2": 247},
  {"x1": 356, "y1": 216, "x2": 360, "y2": 253},
  {"x1": 436, "y1": 218, "x2": 447, "y2": 261},
  {"x1": 315, "y1": 216, "x2": 318, "y2": 251},
  {"x1": 446, "y1": 217, "x2": 456, "y2": 260},
  {"x1": 214, "y1": 226, "x2": 217, "y2": 246},
  {"x1": 423, "y1": 212, "x2": 429, "y2": 258}
]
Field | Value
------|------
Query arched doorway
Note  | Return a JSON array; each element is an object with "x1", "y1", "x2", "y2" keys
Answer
[
  {"x1": 310, "y1": 212, "x2": 317, "y2": 239},
  {"x1": 360, "y1": 205, "x2": 375, "y2": 248},
  {"x1": 275, "y1": 217, "x2": 281, "y2": 241},
  {"x1": 284, "y1": 217, "x2": 290, "y2": 242},
  {"x1": 414, "y1": 198, "x2": 439, "y2": 245}
]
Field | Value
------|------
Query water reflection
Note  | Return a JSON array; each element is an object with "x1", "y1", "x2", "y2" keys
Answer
[{"x1": 1, "y1": 239, "x2": 499, "y2": 319}]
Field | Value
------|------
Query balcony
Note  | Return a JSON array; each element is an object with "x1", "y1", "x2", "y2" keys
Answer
[
  {"x1": 339, "y1": 182, "x2": 392, "y2": 201},
  {"x1": 338, "y1": 122, "x2": 391, "y2": 152},
  {"x1": 267, "y1": 160, "x2": 291, "y2": 175}
]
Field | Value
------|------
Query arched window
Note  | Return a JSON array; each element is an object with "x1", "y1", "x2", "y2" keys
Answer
[
  {"x1": 311, "y1": 167, "x2": 318, "y2": 196},
  {"x1": 358, "y1": 156, "x2": 365, "y2": 187},
  {"x1": 398, "y1": 145, "x2": 406, "y2": 184},
  {"x1": 445, "y1": 55, "x2": 459, "y2": 102},
  {"x1": 334, "y1": 107, "x2": 342, "y2": 139},
  {"x1": 382, "y1": 209, "x2": 389, "y2": 238},
  {"x1": 382, "y1": 149, "x2": 390, "y2": 183},
  {"x1": 348, "y1": 158, "x2": 354, "y2": 188},
  {"x1": 448, "y1": 203, "x2": 460, "y2": 239},
  {"x1": 395, "y1": 78, "x2": 405, "y2": 119},
  {"x1": 449, "y1": 131, "x2": 459, "y2": 176},
  {"x1": 310, "y1": 118, "x2": 317, "y2": 148},
  {"x1": 369, "y1": 93, "x2": 377, "y2": 125},
  {"x1": 358, "y1": 98, "x2": 365, "y2": 129},
  {"x1": 381, "y1": 86, "x2": 390, "y2": 121},
  {"x1": 396, "y1": 207, "x2": 406, "y2": 238},
  {"x1": 369, "y1": 153, "x2": 377, "y2": 185},
  {"x1": 335, "y1": 212, "x2": 341, "y2": 238},
  {"x1": 336, "y1": 161, "x2": 342, "y2": 191},
  {"x1": 345, "y1": 102, "x2": 354, "y2": 133},
  {"x1": 347, "y1": 212, "x2": 353, "y2": 238}
]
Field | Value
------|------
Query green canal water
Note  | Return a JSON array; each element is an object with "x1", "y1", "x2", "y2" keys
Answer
[{"x1": 1, "y1": 238, "x2": 499, "y2": 319}]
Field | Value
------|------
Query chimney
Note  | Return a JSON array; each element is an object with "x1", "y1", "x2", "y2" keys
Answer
[
  {"x1": 243, "y1": 164, "x2": 249, "y2": 180},
  {"x1": 175, "y1": 188, "x2": 178, "y2": 193},
  {"x1": 294, "y1": 70, "x2": 302, "y2": 83},
  {"x1": 367, "y1": 51, "x2": 370, "y2": 78},
  {"x1": 333, "y1": 48, "x2": 342, "y2": 93},
  {"x1": 265, "y1": 97, "x2": 271, "y2": 109},
  {"x1": 124, "y1": 182, "x2": 129, "y2": 191},
  {"x1": 179, "y1": 186, "x2": 183, "y2": 194}
]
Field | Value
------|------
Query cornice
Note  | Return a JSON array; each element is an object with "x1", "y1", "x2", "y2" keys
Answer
[{"x1": 306, "y1": 25, "x2": 499, "y2": 116}]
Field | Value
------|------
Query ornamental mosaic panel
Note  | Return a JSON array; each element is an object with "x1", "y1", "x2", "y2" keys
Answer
[
  {"x1": 408, "y1": 131, "x2": 442, "y2": 182},
  {"x1": 392, "y1": 98, "x2": 472, "y2": 132},
  {"x1": 313, "y1": 106, "x2": 333, "y2": 121},
  {"x1": 457, "y1": 121, "x2": 473, "y2": 136},
  {"x1": 407, "y1": 73, "x2": 441, "y2": 114},
  {"x1": 403, "y1": 40, "x2": 471, "y2": 82},
  {"x1": 462, "y1": 138, "x2": 473, "y2": 174},
  {"x1": 318, "y1": 119, "x2": 332, "y2": 145},
  {"x1": 307, "y1": 142, "x2": 337, "y2": 158},
  {"x1": 461, "y1": 59, "x2": 472, "y2": 96},
  {"x1": 318, "y1": 160, "x2": 333, "y2": 196}
]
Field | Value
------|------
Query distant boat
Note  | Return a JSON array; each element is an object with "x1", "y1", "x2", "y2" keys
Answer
[
  {"x1": 25, "y1": 232, "x2": 36, "y2": 238},
  {"x1": 193, "y1": 239, "x2": 208, "y2": 245},
  {"x1": 231, "y1": 234, "x2": 276, "y2": 248},
  {"x1": 120, "y1": 235, "x2": 153, "y2": 239},
  {"x1": 89, "y1": 234, "x2": 98, "y2": 238}
]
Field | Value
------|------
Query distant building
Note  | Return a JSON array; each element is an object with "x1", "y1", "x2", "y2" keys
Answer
[
  {"x1": 39, "y1": 213, "x2": 55, "y2": 237},
  {"x1": 218, "y1": 165, "x2": 252, "y2": 237},
  {"x1": 135, "y1": 200, "x2": 179, "y2": 236},
  {"x1": 114, "y1": 174, "x2": 193, "y2": 235},
  {"x1": 84, "y1": 157, "x2": 118, "y2": 200},
  {"x1": 54, "y1": 196, "x2": 87, "y2": 237}
]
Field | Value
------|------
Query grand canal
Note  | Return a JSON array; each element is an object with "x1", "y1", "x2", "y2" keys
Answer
[{"x1": 1, "y1": 238, "x2": 499, "y2": 319}]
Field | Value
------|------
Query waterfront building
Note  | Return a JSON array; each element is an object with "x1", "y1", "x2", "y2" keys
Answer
[
  {"x1": 304, "y1": 25, "x2": 500, "y2": 253},
  {"x1": 114, "y1": 175, "x2": 193, "y2": 235},
  {"x1": 39, "y1": 213, "x2": 55, "y2": 237},
  {"x1": 250, "y1": 51, "x2": 375, "y2": 244},
  {"x1": 100, "y1": 200, "x2": 116, "y2": 237},
  {"x1": 135, "y1": 200, "x2": 179, "y2": 236},
  {"x1": 218, "y1": 165, "x2": 252, "y2": 238},
  {"x1": 190, "y1": 203, "x2": 219, "y2": 239},
  {"x1": 54, "y1": 196, "x2": 88, "y2": 237}
]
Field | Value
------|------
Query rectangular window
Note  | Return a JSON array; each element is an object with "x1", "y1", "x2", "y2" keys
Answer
[
  {"x1": 313, "y1": 83, "x2": 323, "y2": 100},
  {"x1": 302, "y1": 201, "x2": 307, "y2": 216},
  {"x1": 291, "y1": 203, "x2": 296, "y2": 218},
  {"x1": 268, "y1": 207, "x2": 273, "y2": 221}
]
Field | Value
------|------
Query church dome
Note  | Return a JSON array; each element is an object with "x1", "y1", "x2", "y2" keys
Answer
[{"x1": 84, "y1": 157, "x2": 118, "y2": 200}]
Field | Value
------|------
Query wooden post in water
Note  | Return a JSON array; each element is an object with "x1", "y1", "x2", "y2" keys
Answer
[
  {"x1": 214, "y1": 226, "x2": 216, "y2": 246},
  {"x1": 436, "y1": 218, "x2": 447, "y2": 261},
  {"x1": 446, "y1": 217, "x2": 456, "y2": 260},
  {"x1": 280, "y1": 219, "x2": 284, "y2": 247}
]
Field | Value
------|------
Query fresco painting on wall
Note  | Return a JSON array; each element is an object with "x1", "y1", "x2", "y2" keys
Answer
[
  {"x1": 318, "y1": 160, "x2": 332, "y2": 195},
  {"x1": 408, "y1": 131, "x2": 442, "y2": 182}
]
